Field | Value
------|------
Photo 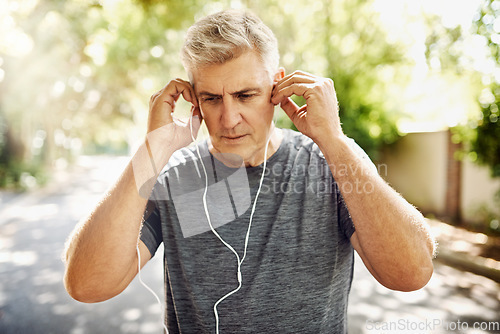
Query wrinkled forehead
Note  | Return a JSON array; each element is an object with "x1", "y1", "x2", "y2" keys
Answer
[
  {"x1": 188, "y1": 52, "x2": 274, "y2": 93},
  {"x1": 188, "y1": 51, "x2": 275, "y2": 85}
]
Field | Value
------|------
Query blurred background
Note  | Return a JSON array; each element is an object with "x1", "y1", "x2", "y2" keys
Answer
[{"x1": 0, "y1": 0, "x2": 499, "y2": 333}]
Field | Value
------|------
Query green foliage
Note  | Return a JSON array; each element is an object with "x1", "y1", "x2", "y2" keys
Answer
[
  {"x1": 475, "y1": 0, "x2": 500, "y2": 60},
  {"x1": 0, "y1": 0, "x2": 408, "y2": 188},
  {"x1": 472, "y1": 85, "x2": 500, "y2": 177},
  {"x1": 470, "y1": 0, "x2": 500, "y2": 178},
  {"x1": 323, "y1": 0, "x2": 403, "y2": 160},
  {"x1": 0, "y1": 113, "x2": 47, "y2": 190},
  {"x1": 424, "y1": 16, "x2": 464, "y2": 72},
  {"x1": 247, "y1": 0, "x2": 406, "y2": 160},
  {"x1": 423, "y1": 0, "x2": 500, "y2": 179},
  {"x1": 0, "y1": 160, "x2": 48, "y2": 190}
]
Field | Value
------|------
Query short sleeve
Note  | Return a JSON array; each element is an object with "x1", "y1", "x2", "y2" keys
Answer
[
  {"x1": 336, "y1": 183, "x2": 355, "y2": 240},
  {"x1": 140, "y1": 199, "x2": 163, "y2": 258}
]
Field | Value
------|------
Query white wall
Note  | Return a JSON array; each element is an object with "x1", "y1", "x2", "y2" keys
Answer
[
  {"x1": 461, "y1": 158, "x2": 500, "y2": 222},
  {"x1": 379, "y1": 131, "x2": 500, "y2": 222},
  {"x1": 380, "y1": 131, "x2": 448, "y2": 214}
]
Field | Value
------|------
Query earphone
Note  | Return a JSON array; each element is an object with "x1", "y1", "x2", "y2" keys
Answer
[
  {"x1": 136, "y1": 104, "x2": 275, "y2": 334},
  {"x1": 136, "y1": 243, "x2": 169, "y2": 333},
  {"x1": 189, "y1": 107, "x2": 274, "y2": 334}
]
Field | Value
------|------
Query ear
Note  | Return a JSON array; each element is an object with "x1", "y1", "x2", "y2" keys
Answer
[{"x1": 273, "y1": 67, "x2": 285, "y2": 82}]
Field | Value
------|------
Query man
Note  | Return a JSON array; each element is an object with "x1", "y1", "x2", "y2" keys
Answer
[{"x1": 64, "y1": 9, "x2": 436, "y2": 333}]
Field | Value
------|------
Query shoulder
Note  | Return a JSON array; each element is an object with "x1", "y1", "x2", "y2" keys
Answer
[
  {"x1": 280, "y1": 128, "x2": 374, "y2": 168},
  {"x1": 163, "y1": 140, "x2": 208, "y2": 168},
  {"x1": 157, "y1": 141, "x2": 208, "y2": 180},
  {"x1": 280, "y1": 128, "x2": 321, "y2": 157}
]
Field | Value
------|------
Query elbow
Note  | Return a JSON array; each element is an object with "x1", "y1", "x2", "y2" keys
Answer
[
  {"x1": 64, "y1": 271, "x2": 99, "y2": 303},
  {"x1": 64, "y1": 282, "x2": 93, "y2": 303},
  {"x1": 64, "y1": 272, "x2": 89, "y2": 303},
  {"x1": 64, "y1": 266, "x2": 121, "y2": 303},
  {"x1": 386, "y1": 259, "x2": 434, "y2": 292},
  {"x1": 391, "y1": 218, "x2": 436, "y2": 291},
  {"x1": 402, "y1": 264, "x2": 433, "y2": 292}
]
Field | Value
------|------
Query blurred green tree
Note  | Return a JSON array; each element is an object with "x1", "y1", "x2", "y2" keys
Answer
[
  {"x1": 322, "y1": 0, "x2": 404, "y2": 160},
  {"x1": 471, "y1": 0, "x2": 500, "y2": 178},
  {"x1": 248, "y1": 0, "x2": 406, "y2": 159},
  {"x1": 0, "y1": 0, "x2": 409, "y2": 188},
  {"x1": 421, "y1": 0, "x2": 500, "y2": 231},
  {"x1": 0, "y1": 0, "x2": 198, "y2": 188},
  {"x1": 426, "y1": 0, "x2": 500, "y2": 178}
]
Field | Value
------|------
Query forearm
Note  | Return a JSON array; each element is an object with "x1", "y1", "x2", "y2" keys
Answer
[
  {"x1": 272, "y1": 69, "x2": 434, "y2": 289},
  {"x1": 64, "y1": 78, "x2": 199, "y2": 302},
  {"x1": 318, "y1": 135, "x2": 435, "y2": 289},
  {"x1": 64, "y1": 141, "x2": 171, "y2": 302}
]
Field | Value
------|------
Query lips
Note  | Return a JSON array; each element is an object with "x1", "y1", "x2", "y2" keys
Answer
[
  {"x1": 221, "y1": 134, "x2": 248, "y2": 143},
  {"x1": 224, "y1": 135, "x2": 246, "y2": 139}
]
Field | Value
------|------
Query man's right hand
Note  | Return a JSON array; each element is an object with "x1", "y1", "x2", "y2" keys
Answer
[
  {"x1": 137, "y1": 79, "x2": 202, "y2": 189},
  {"x1": 147, "y1": 78, "x2": 202, "y2": 151},
  {"x1": 64, "y1": 80, "x2": 203, "y2": 303}
]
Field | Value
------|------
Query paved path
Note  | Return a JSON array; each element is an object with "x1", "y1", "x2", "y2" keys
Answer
[{"x1": 0, "y1": 155, "x2": 498, "y2": 334}]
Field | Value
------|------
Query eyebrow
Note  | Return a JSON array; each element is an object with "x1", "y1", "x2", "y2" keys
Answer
[{"x1": 198, "y1": 88, "x2": 262, "y2": 97}]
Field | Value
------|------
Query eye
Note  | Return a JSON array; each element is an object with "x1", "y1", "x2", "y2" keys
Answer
[
  {"x1": 238, "y1": 94, "x2": 254, "y2": 101},
  {"x1": 203, "y1": 96, "x2": 220, "y2": 103}
]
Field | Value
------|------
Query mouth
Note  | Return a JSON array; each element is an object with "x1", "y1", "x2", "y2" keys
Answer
[{"x1": 221, "y1": 134, "x2": 248, "y2": 143}]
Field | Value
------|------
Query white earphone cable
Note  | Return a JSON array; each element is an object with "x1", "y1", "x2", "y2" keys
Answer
[
  {"x1": 136, "y1": 108, "x2": 273, "y2": 334},
  {"x1": 189, "y1": 110, "x2": 274, "y2": 334},
  {"x1": 136, "y1": 243, "x2": 169, "y2": 333}
]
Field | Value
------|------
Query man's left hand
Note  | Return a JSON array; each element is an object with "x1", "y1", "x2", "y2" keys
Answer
[{"x1": 271, "y1": 71, "x2": 343, "y2": 146}]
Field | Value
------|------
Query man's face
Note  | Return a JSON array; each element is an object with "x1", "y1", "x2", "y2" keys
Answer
[{"x1": 192, "y1": 51, "x2": 282, "y2": 166}]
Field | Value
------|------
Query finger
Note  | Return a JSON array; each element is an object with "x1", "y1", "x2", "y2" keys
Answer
[
  {"x1": 191, "y1": 105, "x2": 202, "y2": 120},
  {"x1": 278, "y1": 70, "x2": 315, "y2": 83},
  {"x1": 272, "y1": 71, "x2": 318, "y2": 103},
  {"x1": 273, "y1": 77, "x2": 314, "y2": 103},
  {"x1": 274, "y1": 72, "x2": 316, "y2": 93},
  {"x1": 150, "y1": 91, "x2": 160, "y2": 103},
  {"x1": 280, "y1": 97, "x2": 300, "y2": 121},
  {"x1": 167, "y1": 79, "x2": 193, "y2": 102},
  {"x1": 173, "y1": 80, "x2": 199, "y2": 109},
  {"x1": 179, "y1": 89, "x2": 198, "y2": 108},
  {"x1": 271, "y1": 83, "x2": 311, "y2": 105},
  {"x1": 171, "y1": 78, "x2": 198, "y2": 106},
  {"x1": 154, "y1": 93, "x2": 177, "y2": 111},
  {"x1": 149, "y1": 89, "x2": 166, "y2": 108},
  {"x1": 274, "y1": 71, "x2": 316, "y2": 91},
  {"x1": 153, "y1": 80, "x2": 197, "y2": 112}
]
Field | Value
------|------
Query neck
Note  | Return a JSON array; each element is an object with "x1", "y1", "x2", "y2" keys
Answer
[{"x1": 245, "y1": 127, "x2": 282, "y2": 167}]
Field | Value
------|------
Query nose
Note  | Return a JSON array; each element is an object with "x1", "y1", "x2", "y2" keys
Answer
[{"x1": 220, "y1": 97, "x2": 242, "y2": 129}]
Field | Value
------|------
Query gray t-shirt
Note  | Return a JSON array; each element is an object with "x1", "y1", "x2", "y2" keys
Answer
[{"x1": 140, "y1": 129, "x2": 361, "y2": 333}]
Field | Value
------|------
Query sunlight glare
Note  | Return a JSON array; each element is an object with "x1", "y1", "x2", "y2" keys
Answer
[
  {"x1": 150, "y1": 46, "x2": 164, "y2": 58},
  {"x1": 0, "y1": 250, "x2": 38, "y2": 266}
]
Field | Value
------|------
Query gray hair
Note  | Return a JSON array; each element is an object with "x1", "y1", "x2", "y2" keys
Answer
[{"x1": 181, "y1": 10, "x2": 279, "y2": 78}]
